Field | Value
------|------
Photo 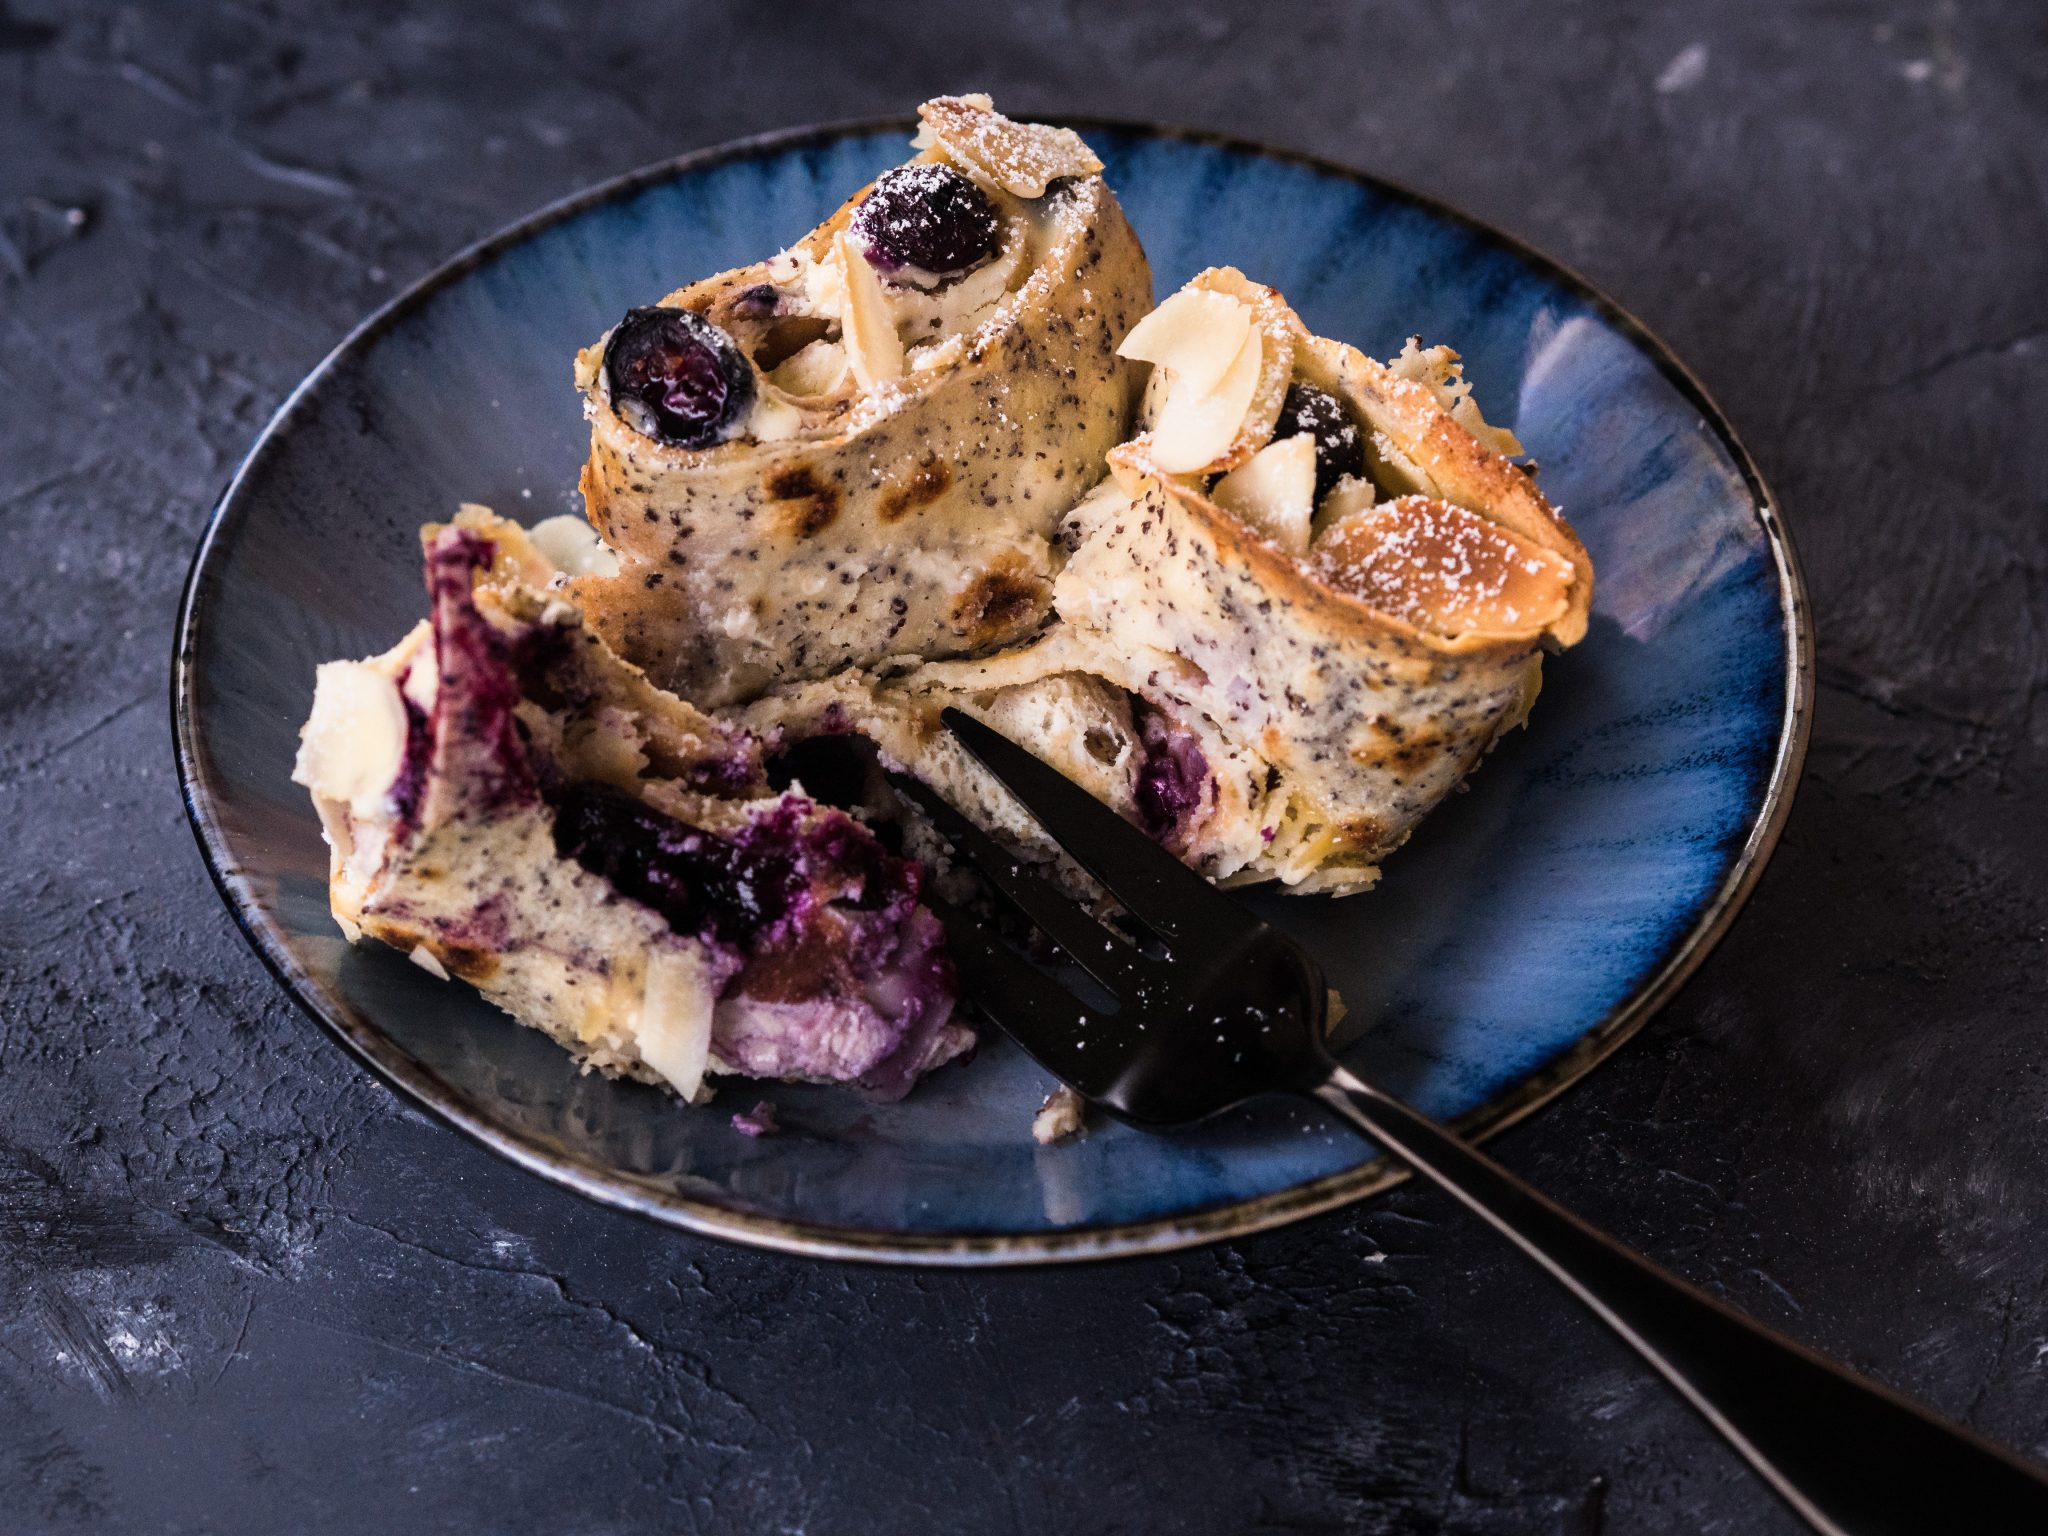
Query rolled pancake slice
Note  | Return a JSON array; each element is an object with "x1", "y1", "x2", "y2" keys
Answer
[
  {"x1": 747, "y1": 269, "x2": 1592, "y2": 898},
  {"x1": 570, "y1": 95, "x2": 1152, "y2": 707},
  {"x1": 291, "y1": 508, "x2": 968, "y2": 1104}
]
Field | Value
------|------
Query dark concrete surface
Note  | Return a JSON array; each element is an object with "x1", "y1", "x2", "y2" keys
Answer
[{"x1": 4, "y1": 2, "x2": 2045, "y2": 1531}]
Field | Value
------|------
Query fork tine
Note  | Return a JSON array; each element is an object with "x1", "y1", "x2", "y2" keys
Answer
[
  {"x1": 890, "y1": 773, "x2": 1158, "y2": 1000},
  {"x1": 922, "y1": 894, "x2": 1112, "y2": 1093},
  {"x1": 939, "y1": 708, "x2": 1252, "y2": 947}
]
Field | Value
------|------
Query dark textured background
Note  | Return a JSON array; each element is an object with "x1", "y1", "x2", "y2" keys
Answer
[{"x1": 4, "y1": 2, "x2": 2045, "y2": 1531}]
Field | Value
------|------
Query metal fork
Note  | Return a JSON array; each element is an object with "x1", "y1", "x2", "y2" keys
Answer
[{"x1": 895, "y1": 707, "x2": 2048, "y2": 1536}]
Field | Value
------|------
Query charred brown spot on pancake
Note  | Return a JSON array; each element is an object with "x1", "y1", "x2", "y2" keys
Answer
[
  {"x1": 355, "y1": 924, "x2": 498, "y2": 983},
  {"x1": 950, "y1": 559, "x2": 1049, "y2": 647},
  {"x1": 440, "y1": 944, "x2": 500, "y2": 982},
  {"x1": 879, "y1": 460, "x2": 951, "y2": 522},
  {"x1": 1349, "y1": 716, "x2": 1451, "y2": 775},
  {"x1": 361, "y1": 918, "x2": 421, "y2": 951},
  {"x1": 1334, "y1": 815, "x2": 1394, "y2": 856},
  {"x1": 765, "y1": 466, "x2": 840, "y2": 538}
]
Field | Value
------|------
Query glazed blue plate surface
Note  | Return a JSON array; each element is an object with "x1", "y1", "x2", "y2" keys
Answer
[{"x1": 174, "y1": 120, "x2": 1809, "y2": 1263}]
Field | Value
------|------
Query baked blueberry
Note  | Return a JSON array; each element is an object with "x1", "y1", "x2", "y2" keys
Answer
[
  {"x1": 1134, "y1": 708, "x2": 1212, "y2": 846},
  {"x1": 550, "y1": 778, "x2": 915, "y2": 952},
  {"x1": 1274, "y1": 382, "x2": 1366, "y2": 501},
  {"x1": 848, "y1": 163, "x2": 1000, "y2": 278},
  {"x1": 603, "y1": 306, "x2": 755, "y2": 449},
  {"x1": 552, "y1": 780, "x2": 790, "y2": 946}
]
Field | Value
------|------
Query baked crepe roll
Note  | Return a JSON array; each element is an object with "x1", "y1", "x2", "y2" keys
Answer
[
  {"x1": 291, "y1": 508, "x2": 968, "y2": 1104},
  {"x1": 569, "y1": 95, "x2": 1152, "y2": 707},
  {"x1": 748, "y1": 269, "x2": 1592, "y2": 898}
]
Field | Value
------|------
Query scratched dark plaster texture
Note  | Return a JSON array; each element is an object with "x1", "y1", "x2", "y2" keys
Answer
[{"x1": 2, "y1": 1, "x2": 2044, "y2": 1531}]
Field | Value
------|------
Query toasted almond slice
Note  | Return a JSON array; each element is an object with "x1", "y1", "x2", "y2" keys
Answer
[
  {"x1": 913, "y1": 94, "x2": 1104, "y2": 197},
  {"x1": 636, "y1": 946, "x2": 716, "y2": 1100},
  {"x1": 748, "y1": 395, "x2": 807, "y2": 442},
  {"x1": 1365, "y1": 425, "x2": 1438, "y2": 500},
  {"x1": 294, "y1": 660, "x2": 410, "y2": 817},
  {"x1": 1116, "y1": 289, "x2": 1253, "y2": 397},
  {"x1": 769, "y1": 336, "x2": 848, "y2": 397},
  {"x1": 1149, "y1": 325, "x2": 1264, "y2": 474},
  {"x1": 529, "y1": 514, "x2": 621, "y2": 578},
  {"x1": 1311, "y1": 472, "x2": 1379, "y2": 544},
  {"x1": 835, "y1": 234, "x2": 905, "y2": 390},
  {"x1": 1172, "y1": 267, "x2": 1297, "y2": 471},
  {"x1": 1212, "y1": 433, "x2": 1317, "y2": 553}
]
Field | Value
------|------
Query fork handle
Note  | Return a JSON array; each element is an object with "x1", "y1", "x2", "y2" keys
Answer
[{"x1": 1313, "y1": 1064, "x2": 2048, "y2": 1535}]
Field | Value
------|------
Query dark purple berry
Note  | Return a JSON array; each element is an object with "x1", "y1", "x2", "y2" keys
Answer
[
  {"x1": 1274, "y1": 382, "x2": 1366, "y2": 501},
  {"x1": 602, "y1": 306, "x2": 754, "y2": 449},
  {"x1": 550, "y1": 780, "x2": 799, "y2": 945},
  {"x1": 1134, "y1": 708, "x2": 1212, "y2": 846},
  {"x1": 848, "y1": 164, "x2": 999, "y2": 277},
  {"x1": 548, "y1": 780, "x2": 915, "y2": 950}
]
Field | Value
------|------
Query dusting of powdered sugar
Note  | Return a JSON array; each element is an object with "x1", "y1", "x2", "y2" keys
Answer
[{"x1": 1315, "y1": 496, "x2": 1562, "y2": 633}]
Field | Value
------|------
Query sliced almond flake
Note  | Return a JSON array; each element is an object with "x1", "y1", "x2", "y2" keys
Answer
[
  {"x1": 1311, "y1": 473, "x2": 1378, "y2": 545},
  {"x1": 408, "y1": 944, "x2": 450, "y2": 981},
  {"x1": 636, "y1": 947, "x2": 716, "y2": 1100},
  {"x1": 748, "y1": 394, "x2": 808, "y2": 441},
  {"x1": 1211, "y1": 433, "x2": 1316, "y2": 553},
  {"x1": 908, "y1": 333, "x2": 965, "y2": 372},
  {"x1": 1149, "y1": 325, "x2": 1263, "y2": 474},
  {"x1": 294, "y1": 660, "x2": 409, "y2": 816},
  {"x1": 1368, "y1": 427, "x2": 1438, "y2": 499},
  {"x1": 529, "y1": 514, "x2": 621, "y2": 578},
  {"x1": 1134, "y1": 269, "x2": 1297, "y2": 475},
  {"x1": 1117, "y1": 289, "x2": 1253, "y2": 397},
  {"x1": 401, "y1": 639, "x2": 438, "y2": 714},
  {"x1": 768, "y1": 336, "x2": 849, "y2": 397},
  {"x1": 913, "y1": 95, "x2": 1103, "y2": 197},
  {"x1": 835, "y1": 234, "x2": 905, "y2": 390}
]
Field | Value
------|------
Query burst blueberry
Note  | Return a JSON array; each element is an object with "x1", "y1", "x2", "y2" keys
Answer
[
  {"x1": 1134, "y1": 708, "x2": 1212, "y2": 846},
  {"x1": 848, "y1": 163, "x2": 1000, "y2": 277},
  {"x1": 602, "y1": 306, "x2": 755, "y2": 448},
  {"x1": 1274, "y1": 382, "x2": 1366, "y2": 501},
  {"x1": 548, "y1": 780, "x2": 913, "y2": 950}
]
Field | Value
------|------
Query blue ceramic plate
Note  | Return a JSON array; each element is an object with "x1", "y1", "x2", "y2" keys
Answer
[{"x1": 174, "y1": 120, "x2": 1810, "y2": 1264}]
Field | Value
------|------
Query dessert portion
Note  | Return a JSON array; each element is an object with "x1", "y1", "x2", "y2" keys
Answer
[
  {"x1": 292, "y1": 509, "x2": 967, "y2": 1104},
  {"x1": 293, "y1": 100, "x2": 1603, "y2": 1126},
  {"x1": 748, "y1": 268, "x2": 1593, "y2": 897},
  {"x1": 568, "y1": 95, "x2": 1153, "y2": 707}
]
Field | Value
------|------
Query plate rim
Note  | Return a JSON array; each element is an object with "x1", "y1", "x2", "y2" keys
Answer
[{"x1": 172, "y1": 114, "x2": 1815, "y2": 1267}]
